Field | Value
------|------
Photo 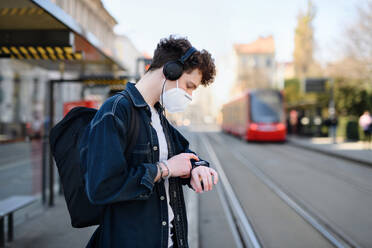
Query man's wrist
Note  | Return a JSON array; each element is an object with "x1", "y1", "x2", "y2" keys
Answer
[{"x1": 160, "y1": 160, "x2": 171, "y2": 179}]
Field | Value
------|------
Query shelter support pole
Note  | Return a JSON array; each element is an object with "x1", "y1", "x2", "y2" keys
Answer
[{"x1": 48, "y1": 80, "x2": 55, "y2": 207}]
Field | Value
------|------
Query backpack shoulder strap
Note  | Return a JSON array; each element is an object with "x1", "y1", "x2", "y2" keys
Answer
[{"x1": 118, "y1": 90, "x2": 140, "y2": 155}]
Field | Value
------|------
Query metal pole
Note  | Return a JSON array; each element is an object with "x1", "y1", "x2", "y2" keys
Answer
[
  {"x1": 0, "y1": 217, "x2": 4, "y2": 247},
  {"x1": 328, "y1": 78, "x2": 336, "y2": 144},
  {"x1": 7, "y1": 213, "x2": 13, "y2": 242},
  {"x1": 48, "y1": 81, "x2": 55, "y2": 207},
  {"x1": 41, "y1": 108, "x2": 48, "y2": 204},
  {"x1": 41, "y1": 79, "x2": 51, "y2": 205}
]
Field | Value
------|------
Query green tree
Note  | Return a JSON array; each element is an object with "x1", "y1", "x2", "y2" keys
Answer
[
  {"x1": 344, "y1": 1, "x2": 372, "y2": 88},
  {"x1": 283, "y1": 78, "x2": 301, "y2": 105},
  {"x1": 293, "y1": 0, "x2": 316, "y2": 79},
  {"x1": 335, "y1": 80, "x2": 372, "y2": 116}
]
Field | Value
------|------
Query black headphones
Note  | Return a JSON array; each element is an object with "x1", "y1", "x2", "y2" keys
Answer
[{"x1": 162, "y1": 47, "x2": 197, "y2": 81}]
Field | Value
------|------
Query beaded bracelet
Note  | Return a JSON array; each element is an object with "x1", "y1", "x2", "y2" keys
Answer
[{"x1": 156, "y1": 162, "x2": 164, "y2": 178}]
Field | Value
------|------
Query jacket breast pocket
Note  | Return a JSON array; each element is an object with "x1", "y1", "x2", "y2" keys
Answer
[{"x1": 128, "y1": 143, "x2": 151, "y2": 165}]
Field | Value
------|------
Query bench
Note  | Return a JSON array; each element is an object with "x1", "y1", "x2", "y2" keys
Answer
[{"x1": 0, "y1": 196, "x2": 37, "y2": 247}]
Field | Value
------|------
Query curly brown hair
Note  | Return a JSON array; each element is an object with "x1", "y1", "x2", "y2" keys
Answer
[{"x1": 148, "y1": 35, "x2": 216, "y2": 86}]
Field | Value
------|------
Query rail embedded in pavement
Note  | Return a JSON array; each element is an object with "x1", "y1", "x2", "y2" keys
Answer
[
  {"x1": 201, "y1": 135, "x2": 262, "y2": 248},
  {"x1": 210, "y1": 133, "x2": 361, "y2": 248}
]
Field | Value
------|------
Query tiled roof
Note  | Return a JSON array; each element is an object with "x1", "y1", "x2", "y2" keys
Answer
[{"x1": 234, "y1": 36, "x2": 275, "y2": 54}]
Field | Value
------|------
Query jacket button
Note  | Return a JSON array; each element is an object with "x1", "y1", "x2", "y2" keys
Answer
[
  {"x1": 153, "y1": 146, "x2": 158, "y2": 151},
  {"x1": 162, "y1": 221, "x2": 167, "y2": 226},
  {"x1": 160, "y1": 196, "x2": 165, "y2": 200}
]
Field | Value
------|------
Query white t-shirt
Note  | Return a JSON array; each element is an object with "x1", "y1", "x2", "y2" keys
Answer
[{"x1": 150, "y1": 106, "x2": 174, "y2": 247}]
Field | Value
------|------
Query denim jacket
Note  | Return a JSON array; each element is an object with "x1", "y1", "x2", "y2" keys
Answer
[{"x1": 80, "y1": 82, "x2": 205, "y2": 248}]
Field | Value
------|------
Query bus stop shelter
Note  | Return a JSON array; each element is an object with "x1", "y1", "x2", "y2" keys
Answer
[{"x1": 0, "y1": 0, "x2": 127, "y2": 206}]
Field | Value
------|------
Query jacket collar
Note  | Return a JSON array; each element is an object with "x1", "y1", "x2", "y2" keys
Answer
[
  {"x1": 124, "y1": 82, "x2": 148, "y2": 108},
  {"x1": 125, "y1": 82, "x2": 165, "y2": 113}
]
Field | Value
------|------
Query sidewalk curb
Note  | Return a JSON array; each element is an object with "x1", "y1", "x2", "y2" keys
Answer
[
  {"x1": 184, "y1": 188, "x2": 199, "y2": 248},
  {"x1": 287, "y1": 139, "x2": 372, "y2": 167}
]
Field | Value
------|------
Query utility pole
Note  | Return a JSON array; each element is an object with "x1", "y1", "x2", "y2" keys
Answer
[{"x1": 328, "y1": 78, "x2": 336, "y2": 144}]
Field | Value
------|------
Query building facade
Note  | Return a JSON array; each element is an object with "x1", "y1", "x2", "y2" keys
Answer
[
  {"x1": 0, "y1": 0, "x2": 140, "y2": 141},
  {"x1": 232, "y1": 36, "x2": 276, "y2": 97}
]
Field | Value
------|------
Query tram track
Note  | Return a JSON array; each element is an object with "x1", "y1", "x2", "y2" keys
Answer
[
  {"x1": 259, "y1": 144, "x2": 372, "y2": 196},
  {"x1": 205, "y1": 132, "x2": 362, "y2": 248},
  {"x1": 200, "y1": 133, "x2": 262, "y2": 248}
]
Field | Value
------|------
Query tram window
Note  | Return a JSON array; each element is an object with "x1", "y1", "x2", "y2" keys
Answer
[{"x1": 251, "y1": 91, "x2": 283, "y2": 123}]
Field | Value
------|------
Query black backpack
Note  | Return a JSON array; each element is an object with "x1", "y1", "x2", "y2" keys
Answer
[{"x1": 49, "y1": 91, "x2": 139, "y2": 228}]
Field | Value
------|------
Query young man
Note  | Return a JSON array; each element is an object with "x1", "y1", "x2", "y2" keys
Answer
[{"x1": 80, "y1": 36, "x2": 219, "y2": 248}]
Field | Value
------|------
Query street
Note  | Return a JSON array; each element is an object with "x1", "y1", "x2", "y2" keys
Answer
[
  {"x1": 2, "y1": 128, "x2": 372, "y2": 247},
  {"x1": 183, "y1": 127, "x2": 372, "y2": 248}
]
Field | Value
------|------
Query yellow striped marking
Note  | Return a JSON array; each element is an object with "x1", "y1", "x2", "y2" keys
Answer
[
  {"x1": 57, "y1": 53, "x2": 65, "y2": 60},
  {"x1": 63, "y1": 47, "x2": 73, "y2": 53},
  {"x1": 28, "y1": 46, "x2": 37, "y2": 54},
  {"x1": 74, "y1": 53, "x2": 82, "y2": 60},
  {"x1": 19, "y1": 8, "x2": 27, "y2": 16},
  {"x1": 66, "y1": 53, "x2": 73, "y2": 60},
  {"x1": 15, "y1": 53, "x2": 23, "y2": 59},
  {"x1": 40, "y1": 53, "x2": 48, "y2": 60},
  {"x1": 46, "y1": 46, "x2": 54, "y2": 54},
  {"x1": 10, "y1": 47, "x2": 19, "y2": 54},
  {"x1": 28, "y1": 8, "x2": 36, "y2": 15},
  {"x1": 0, "y1": 8, "x2": 9, "y2": 16},
  {"x1": 19, "y1": 46, "x2": 28, "y2": 54},
  {"x1": 37, "y1": 46, "x2": 46, "y2": 54},
  {"x1": 55, "y1": 47, "x2": 63, "y2": 54},
  {"x1": 9, "y1": 8, "x2": 18, "y2": 16},
  {"x1": 2, "y1": 47, "x2": 10, "y2": 54},
  {"x1": 31, "y1": 53, "x2": 40, "y2": 60},
  {"x1": 49, "y1": 53, "x2": 57, "y2": 60}
]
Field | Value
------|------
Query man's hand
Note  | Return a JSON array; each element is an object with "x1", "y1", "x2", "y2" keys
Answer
[
  {"x1": 190, "y1": 166, "x2": 219, "y2": 193},
  {"x1": 166, "y1": 153, "x2": 199, "y2": 178}
]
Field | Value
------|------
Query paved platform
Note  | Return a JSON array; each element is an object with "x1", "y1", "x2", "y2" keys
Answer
[
  {"x1": 8, "y1": 188, "x2": 225, "y2": 248},
  {"x1": 288, "y1": 136, "x2": 372, "y2": 166},
  {"x1": 9, "y1": 197, "x2": 95, "y2": 248}
]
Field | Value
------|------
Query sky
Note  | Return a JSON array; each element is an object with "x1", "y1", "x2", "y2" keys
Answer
[
  {"x1": 101, "y1": 0, "x2": 363, "y2": 106},
  {"x1": 102, "y1": 0, "x2": 361, "y2": 62}
]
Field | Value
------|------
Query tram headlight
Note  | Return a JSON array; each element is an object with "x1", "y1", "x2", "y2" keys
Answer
[{"x1": 250, "y1": 123, "x2": 258, "y2": 130}]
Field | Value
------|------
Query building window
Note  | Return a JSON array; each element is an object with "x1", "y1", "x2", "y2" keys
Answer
[
  {"x1": 253, "y1": 56, "x2": 258, "y2": 68},
  {"x1": 240, "y1": 56, "x2": 248, "y2": 67},
  {"x1": 266, "y1": 58, "x2": 272, "y2": 68}
]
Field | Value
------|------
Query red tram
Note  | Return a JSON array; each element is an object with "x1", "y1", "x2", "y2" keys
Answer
[{"x1": 221, "y1": 89, "x2": 286, "y2": 142}]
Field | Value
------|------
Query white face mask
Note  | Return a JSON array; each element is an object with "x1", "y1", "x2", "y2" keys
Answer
[{"x1": 162, "y1": 80, "x2": 192, "y2": 113}]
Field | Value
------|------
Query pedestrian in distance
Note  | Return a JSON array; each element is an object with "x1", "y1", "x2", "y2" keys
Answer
[
  {"x1": 359, "y1": 110, "x2": 372, "y2": 149},
  {"x1": 79, "y1": 35, "x2": 219, "y2": 248}
]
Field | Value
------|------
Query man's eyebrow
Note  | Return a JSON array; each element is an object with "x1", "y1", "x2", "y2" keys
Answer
[{"x1": 188, "y1": 81, "x2": 197, "y2": 88}]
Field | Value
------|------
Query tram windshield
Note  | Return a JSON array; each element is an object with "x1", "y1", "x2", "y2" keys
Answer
[{"x1": 251, "y1": 90, "x2": 284, "y2": 123}]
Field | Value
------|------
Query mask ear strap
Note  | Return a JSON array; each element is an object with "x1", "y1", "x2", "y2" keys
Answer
[
  {"x1": 161, "y1": 78, "x2": 167, "y2": 118},
  {"x1": 176, "y1": 80, "x2": 179, "y2": 89}
]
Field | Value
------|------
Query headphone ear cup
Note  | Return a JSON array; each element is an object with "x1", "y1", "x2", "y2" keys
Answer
[{"x1": 163, "y1": 61, "x2": 183, "y2": 80}]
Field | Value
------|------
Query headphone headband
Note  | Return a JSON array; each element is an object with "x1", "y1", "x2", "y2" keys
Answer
[{"x1": 179, "y1": 47, "x2": 196, "y2": 64}]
